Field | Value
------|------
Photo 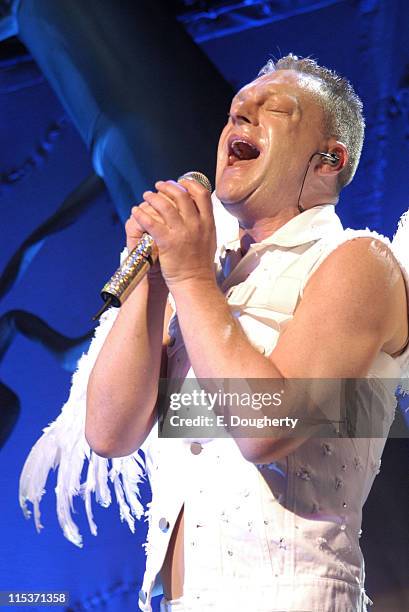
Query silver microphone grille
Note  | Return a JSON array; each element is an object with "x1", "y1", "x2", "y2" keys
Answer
[{"x1": 178, "y1": 171, "x2": 212, "y2": 193}]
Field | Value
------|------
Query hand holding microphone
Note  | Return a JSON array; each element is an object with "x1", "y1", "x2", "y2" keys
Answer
[{"x1": 93, "y1": 171, "x2": 213, "y2": 320}]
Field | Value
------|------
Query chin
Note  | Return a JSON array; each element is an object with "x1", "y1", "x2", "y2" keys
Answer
[
  {"x1": 216, "y1": 185, "x2": 259, "y2": 212},
  {"x1": 215, "y1": 176, "x2": 252, "y2": 206},
  {"x1": 215, "y1": 157, "x2": 266, "y2": 205},
  {"x1": 215, "y1": 190, "x2": 243, "y2": 208}
]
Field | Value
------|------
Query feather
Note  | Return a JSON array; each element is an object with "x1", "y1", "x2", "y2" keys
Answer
[
  {"x1": 17, "y1": 193, "x2": 237, "y2": 548},
  {"x1": 18, "y1": 248, "x2": 148, "y2": 547},
  {"x1": 391, "y1": 210, "x2": 409, "y2": 394}
]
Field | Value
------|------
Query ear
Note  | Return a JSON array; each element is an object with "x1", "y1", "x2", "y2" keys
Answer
[{"x1": 317, "y1": 140, "x2": 348, "y2": 176}]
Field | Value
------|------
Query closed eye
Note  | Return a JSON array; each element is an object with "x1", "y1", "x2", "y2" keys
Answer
[{"x1": 265, "y1": 108, "x2": 289, "y2": 114}]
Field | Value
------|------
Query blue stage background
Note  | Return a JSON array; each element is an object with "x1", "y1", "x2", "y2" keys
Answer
[{"x1": 0, "y1": 1, "x2": 408, "y2": 610}]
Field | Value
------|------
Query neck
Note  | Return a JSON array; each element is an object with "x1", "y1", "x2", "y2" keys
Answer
[{"x1": 237, "y1": 206, "x2": 300, "y2": 254}]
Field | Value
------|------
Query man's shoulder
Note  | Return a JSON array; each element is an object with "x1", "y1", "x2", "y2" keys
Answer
[
  {"x1": 309, "y1": 230, "x2": 399, "y2": 299},
  {"x1": 314, "y1": 227, "x2": 397, "y2": 281},
  {"x1": 303, "y1": 229, "x2": 407, "y2": 355}
]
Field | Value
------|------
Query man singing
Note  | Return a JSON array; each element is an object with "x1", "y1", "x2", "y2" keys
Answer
[{"x1": 21, "y1": 55, "x2": 409, "y2": 611}]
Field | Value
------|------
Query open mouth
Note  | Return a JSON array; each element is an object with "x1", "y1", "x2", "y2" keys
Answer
[{"x1": 227, "y1": 136, "x2": 261, "y2": 166}]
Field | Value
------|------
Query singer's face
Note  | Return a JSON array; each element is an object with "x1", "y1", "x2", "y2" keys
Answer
[{"x1": 215, "y1": 69, "x2": 326, "y2": 217}]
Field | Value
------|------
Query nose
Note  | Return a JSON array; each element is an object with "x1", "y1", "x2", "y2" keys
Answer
[{"x1": 230, "y1": 87, "x2": 261, "y2": 126}]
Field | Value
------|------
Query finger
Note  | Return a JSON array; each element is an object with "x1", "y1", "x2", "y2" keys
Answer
[
  {"x1": 177, "y1": 178, "x2": 214, "y2": 220},
  {"x1": 131, "y1": 204, "x2": 168, "y2": 242},
  {"x1": 131, "y1": 202, "x2": 164, "y2": 226},
  {"x1": 126, "y1": 207, "x2": 147, "y2": 238},
  {"x1": 125, "y1": 218, "x2": 143, "y2": 238},
  {"x1": 154, "y1": 180, "x2": 200, "y2": 220},
  {"x1": 142, "y1": 189, "x2": 183, "y2": 228}
]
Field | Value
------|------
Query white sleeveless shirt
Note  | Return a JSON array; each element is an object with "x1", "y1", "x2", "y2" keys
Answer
[{"x1": 138, "y1": 204, "x2": 406, "y2": 612}]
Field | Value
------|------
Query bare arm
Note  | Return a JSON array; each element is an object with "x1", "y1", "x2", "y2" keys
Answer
[
  {"x1": 170, "y1": 237, "x2": 406, "y2": 461},
  {"x1": 85, "y1": 205, "x2": 172, "y2": 458}
]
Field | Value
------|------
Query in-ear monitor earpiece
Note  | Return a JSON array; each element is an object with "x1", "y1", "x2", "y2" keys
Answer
[{"x1": 319, "y1": 152, "x2": 340, "y2": 165}]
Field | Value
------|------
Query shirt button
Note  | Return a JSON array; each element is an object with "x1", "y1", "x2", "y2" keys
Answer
[
  {"x1": 190, "y1": 441, "x2": 203, "y2": 455},
  {"x1": 138, "y1": 589, "x2": 147, "y2": 604},
  {"x1": 159, "y1": 517, "x2": 170, "y2": 532}
]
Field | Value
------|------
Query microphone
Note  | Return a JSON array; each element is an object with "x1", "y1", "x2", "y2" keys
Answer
[{"x1": 92, "y1": 171, "x2": 212, "y2": 320}]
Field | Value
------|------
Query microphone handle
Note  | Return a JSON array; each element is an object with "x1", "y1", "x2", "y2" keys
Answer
[
  {"x1": 92, "y1": 171, "x2": 212, "y2": 321},
  {"x1": 92, "y1": 233, "x2": 158, "y2": 320}
]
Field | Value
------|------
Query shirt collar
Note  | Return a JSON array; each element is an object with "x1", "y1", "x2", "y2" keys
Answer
[{"x1": 220, "y1": 204, "x2": 344, "y2": 254}]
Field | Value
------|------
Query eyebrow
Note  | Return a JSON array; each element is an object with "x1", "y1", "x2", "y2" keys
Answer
[
  {"x1": 265, "y1": 91, "x2": 299, "y2": 106},
  {"x1": 233, "y1": 88, "x2": 299, "y2": 107},
  {"x1": 265, "y1": 89, "x2": 289, "y2": 98}
]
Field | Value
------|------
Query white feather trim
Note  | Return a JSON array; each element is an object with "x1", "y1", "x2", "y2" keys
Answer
[
  {"x1": 17, "y1": 192, "x2": 237, "y2": 548},
  {"x1": 391, "y1": 210, "x2": 409, "y2": 393},
  {"x1": 19, "y1": 248, "x2": 148, "y2": 547}
]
